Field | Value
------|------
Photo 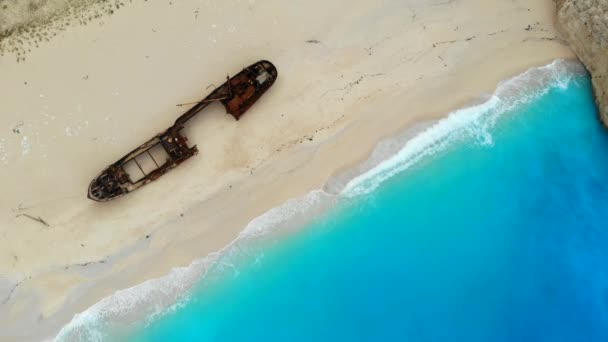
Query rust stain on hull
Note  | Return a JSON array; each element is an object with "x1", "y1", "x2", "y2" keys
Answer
[{"x1": 88, "y1": 60, "x2": 278, "y2": 202}]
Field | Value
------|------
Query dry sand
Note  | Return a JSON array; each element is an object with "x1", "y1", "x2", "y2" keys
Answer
[{"x1": 0, "y1": 0, "x2": 574, "y2": 340}]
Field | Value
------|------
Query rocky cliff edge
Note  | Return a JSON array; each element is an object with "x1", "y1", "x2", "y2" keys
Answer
[{"x1": 556, "y1": 0, "x2": 608, "y2": 126}]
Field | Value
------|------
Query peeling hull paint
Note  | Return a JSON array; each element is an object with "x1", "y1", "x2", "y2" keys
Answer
[{"x1": 87, "y1": 60, "x2": 278, "y2": 202}]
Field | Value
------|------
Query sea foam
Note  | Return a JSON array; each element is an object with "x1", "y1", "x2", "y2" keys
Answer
[
  {"x1": 54, "y1": 59, "x2": 587, "y2": 341},
  {"x1": 341, "y1": 59, "x2": 586, "y2": 197}
]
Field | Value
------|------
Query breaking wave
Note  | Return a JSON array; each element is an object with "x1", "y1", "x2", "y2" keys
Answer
[
  {"x1": 341, "y1": 59, "x2": 586, "y2": 197},
  {"x1": 54, "y1": 59, "x2": 587, "y2": 341}
]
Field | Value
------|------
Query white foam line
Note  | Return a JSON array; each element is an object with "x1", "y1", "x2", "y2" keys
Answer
[
  {"x1": 54, "y1": 59, "x2": 586, "y2": 341},
  {"x1": 54, "y1": 190, "x2": 337, "y2": 342},
  {"x1": 341, "y1": 59, "x2": 586, "y2": 197}
]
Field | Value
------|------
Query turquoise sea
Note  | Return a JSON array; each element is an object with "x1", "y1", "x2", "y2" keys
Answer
[{"x1": 57, "y1": 60, "x2": 608, "y2": 341}]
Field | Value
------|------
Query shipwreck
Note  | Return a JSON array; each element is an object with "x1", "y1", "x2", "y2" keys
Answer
[{"x1": 88, "y1": 60, "x2": 278, "y2": 202}]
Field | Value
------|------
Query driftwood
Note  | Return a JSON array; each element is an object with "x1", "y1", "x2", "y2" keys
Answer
[{"x1": 16, "y1": 213, "x2": 49, "y2": 227}]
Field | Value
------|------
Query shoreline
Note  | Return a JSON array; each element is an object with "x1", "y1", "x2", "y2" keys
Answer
[
  {"x1": 0, "y1": 1, "x2": 575, "y2": 341},
  {"x1": 55, "y1": 57, "x2": 581, "y2": 342},
  {"x1": 55, "y1": 58, "x2": 588, "y2": 341}
]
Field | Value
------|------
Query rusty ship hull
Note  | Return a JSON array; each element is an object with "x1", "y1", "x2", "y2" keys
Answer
[{"x1": 88, "y1": 60, "x2": 278, "y2": 202}]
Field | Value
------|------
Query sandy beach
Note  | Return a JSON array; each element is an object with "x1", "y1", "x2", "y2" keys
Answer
[{"x1": 0, "y1": 0, "x2": 574, "y2": 340}]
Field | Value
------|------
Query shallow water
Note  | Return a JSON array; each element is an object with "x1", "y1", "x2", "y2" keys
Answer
[{"x1": 57, "y1": 60, "x2": 608, "y2": 341}]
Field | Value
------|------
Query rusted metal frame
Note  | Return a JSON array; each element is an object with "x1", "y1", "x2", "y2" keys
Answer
[
  {"x1": 118, "y1": 137, "x2": 162, "y2": 165},
  {"x1": 174, "y1": 76, "x2": 233, "y2": 127},
  {"x1": 87, "y1": 61, "x2": 278, "y2": 202},
  {"x1": 133, "y1": 157, "x2": 146, "y2": 176},
  {"x1": 176, "y1": 79, "x2": 233, "y2": 107},
  {"x1": 176, "y1": 94, "x2": 232, "y2": 108},
  {"x1": 147, "y1": 150, "x2": 160, "y2": 168}
]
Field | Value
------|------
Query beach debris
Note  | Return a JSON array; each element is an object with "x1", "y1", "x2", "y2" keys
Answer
[
  {"x1": 12, "y1": 121, "x2": 24, "y2": 134},
  {"x1": 88, "y1": 60, "x2": 278, "y2": 201},
  {"x1": 521, "y1": 36, "x2": 562, "y2": 44},
  {"x1": 63, "y1": 259, "x2": 107, "y2": 270},
  {"x1": 16, "y1": 213, "x2": 50, "y2": 227},
  {"x1": 432, "y1": 35, "x2": 476, "y2": 48},
  {"x1": 488, "y1": 29, "x2": 509, "y2": 36},
  {"x1": 306, "y1": 39, "x2": 321, "y2": 44},
  {"x1": 175, "y1": 84, "x2": 219, "y2": 106},
  {"x1": 76, "y1": 260, "x2": 105, "y2": 267},
  {"x1": 438, "y1": 55, "x2": 447, "y2": 67},
  {"x1": 432, "y1": 39, "x2": 457, "y2": 48}
]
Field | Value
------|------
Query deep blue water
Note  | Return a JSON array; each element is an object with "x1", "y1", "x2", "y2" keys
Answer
[{"x1": 59, "y1": 61, "x2": 608, "y2": 341}]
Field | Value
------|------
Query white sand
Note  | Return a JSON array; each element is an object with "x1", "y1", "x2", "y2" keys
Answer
[{"x1": 0, "y1": 0, "x2": 574, "y2": 340}]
